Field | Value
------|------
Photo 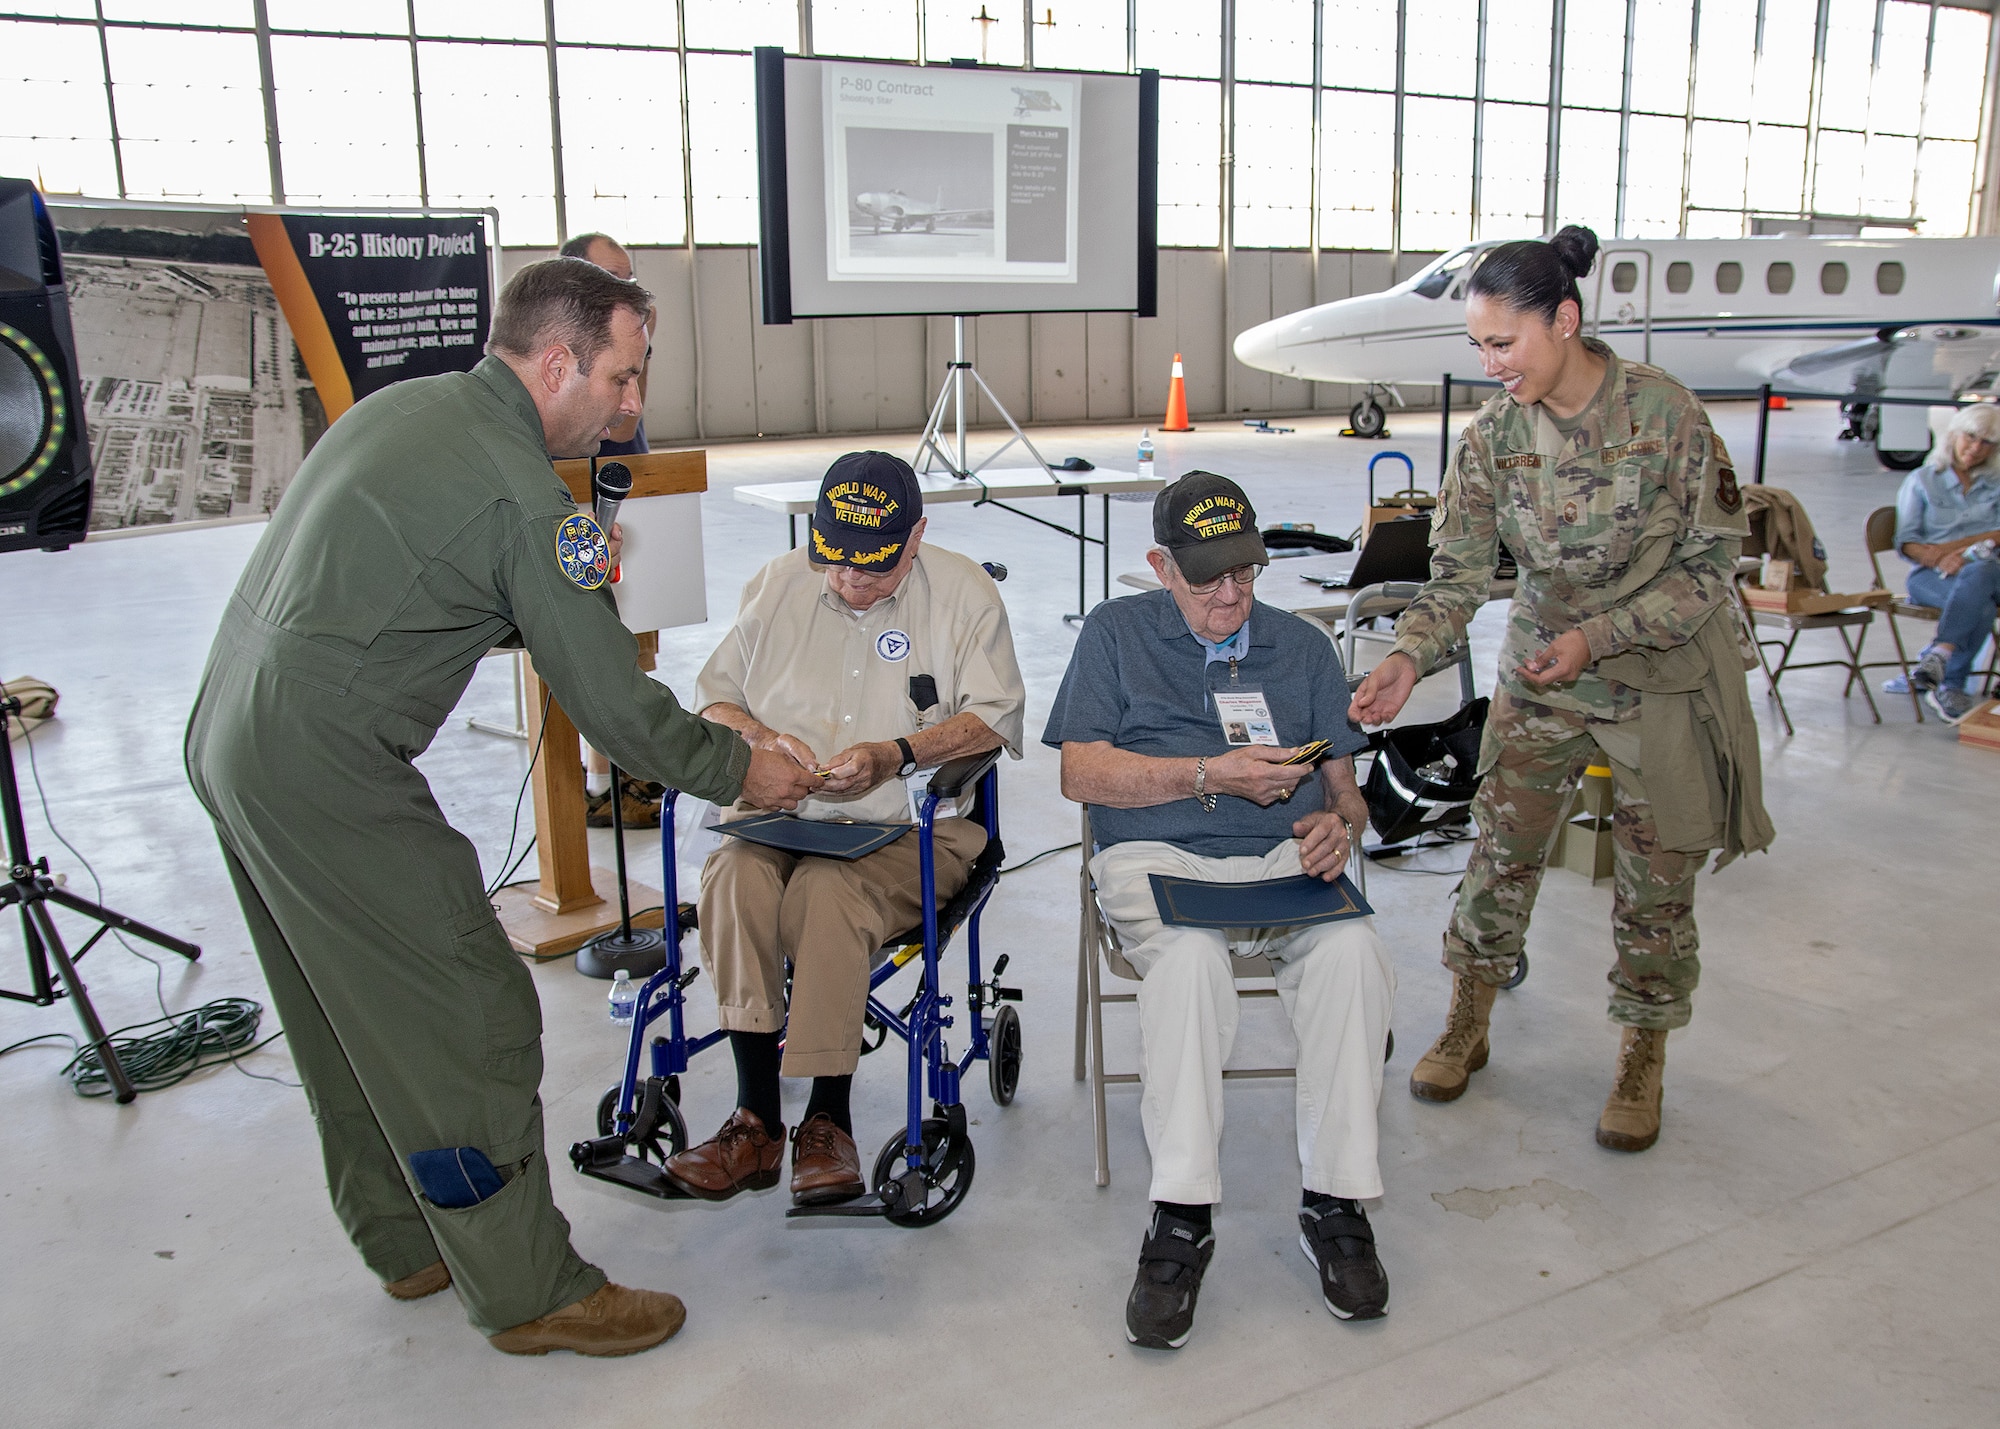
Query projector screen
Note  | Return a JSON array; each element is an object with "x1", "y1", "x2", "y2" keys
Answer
[{"x1": 756, "y1": 50, "x2": 1156, "y2": 321}]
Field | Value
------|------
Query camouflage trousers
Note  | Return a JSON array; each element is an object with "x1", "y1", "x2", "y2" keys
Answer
[{"x1": 1445, "y1": 687, "x2": 1700, "y2": 1031}]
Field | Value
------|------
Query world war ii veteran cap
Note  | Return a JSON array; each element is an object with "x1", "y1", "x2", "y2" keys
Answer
[
  {"x1": 1153, "y1": 471, "x2": 1267, "y2": 584},
  {"x1": 810, "y1": 451, "x2": 923, "y2": 569}
]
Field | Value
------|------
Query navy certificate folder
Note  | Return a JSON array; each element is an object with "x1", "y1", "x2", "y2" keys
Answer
[
  {"x1": 716, "y1": 813, "x2": 912, "y2": 861},
  {"x1": 1148, "y1": 872, "x2": 1373, "y2": 929}
]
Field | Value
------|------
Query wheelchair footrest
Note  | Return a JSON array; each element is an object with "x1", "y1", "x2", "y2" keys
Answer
[
  {"x1": 785, "y1": 1194, "x2": 891, "y2": 1220},
  {"x1": 568, "y1": 1139, "x2": 694, "y2": 1200}
]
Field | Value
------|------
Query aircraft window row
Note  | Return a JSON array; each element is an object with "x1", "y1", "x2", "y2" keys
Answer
[
  {"x1": 1695, "y1": 258, "x2": 1900, "y2": 297},
  {"x1": 1423, "y1": 249, "x2": 1905, "y2": 302}
]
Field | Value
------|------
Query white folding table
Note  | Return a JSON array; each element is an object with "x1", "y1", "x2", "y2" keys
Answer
[{"x1": 735, "y1": 466, "x2": 1166, "y2": 621}]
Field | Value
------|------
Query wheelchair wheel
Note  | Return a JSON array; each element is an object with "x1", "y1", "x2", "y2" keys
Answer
[
  {"x1": 1504, "y1": 952, "x2": 1528, "y2": 990},
  {"x1": 595, "y1": 1078, "x2": 689, "y2": 1164},
  {"x1": 871, "y1": 1117, "x2": 976, "y2": 1228},
  {"x1": 987, "y1": 1005, "x2": 1022, "y2": 1106}
]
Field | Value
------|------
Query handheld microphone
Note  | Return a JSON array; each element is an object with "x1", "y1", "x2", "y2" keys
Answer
[{"x1": 592, "y1": 460, "x2": 633, "y2": 534}]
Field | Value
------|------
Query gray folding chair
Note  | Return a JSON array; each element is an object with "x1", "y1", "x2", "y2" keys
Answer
[{"x1": 1340, "y1": 581, "x2": 1475, "y2": 704}]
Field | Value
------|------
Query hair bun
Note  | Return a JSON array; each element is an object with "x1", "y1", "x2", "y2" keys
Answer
[{"x1": 1549, "y1": 224, "x2": 1599, "y2": 279}]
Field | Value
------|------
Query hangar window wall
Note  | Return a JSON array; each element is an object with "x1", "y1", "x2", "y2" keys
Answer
[{"x1": 0, "y1": 0, "x2": 1991, "y2": 251}]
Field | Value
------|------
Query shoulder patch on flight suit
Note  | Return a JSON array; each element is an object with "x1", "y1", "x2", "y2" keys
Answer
[{"x1": 555, "y1": 511, "x2": 611, "y2": 590}]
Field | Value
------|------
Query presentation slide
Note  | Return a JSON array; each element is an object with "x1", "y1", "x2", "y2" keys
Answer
[
  {"x1": 825, "y1": 64, "x2": 1080, "y2": 285},
  {"x1": 758, "y1": 51, "x2": 1155, "y2": 321}
]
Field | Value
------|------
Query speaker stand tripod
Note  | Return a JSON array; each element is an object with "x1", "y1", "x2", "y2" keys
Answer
[{"x1": 0, "y1": 697, "x2": 201, "y2": 1102}]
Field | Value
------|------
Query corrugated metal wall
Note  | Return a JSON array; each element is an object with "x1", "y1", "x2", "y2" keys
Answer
[{"x1": 500, "y1": 246, "x2": 1446, "y2": 443}]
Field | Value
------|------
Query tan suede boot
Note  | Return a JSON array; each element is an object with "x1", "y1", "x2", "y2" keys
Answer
[
  {"x1": 488, "y1": 1283, "x2": 687, "y2": 1357},
  {"x1": 381, "y1": 1260, "x2": 451, "y2": 1301},
  {"x1": 1409, "y1": 974, "x2": 1499, "y2": 1102},
  {"x1": 1596, "y1": 1027, "x2": 1667, "y2": 1152}
]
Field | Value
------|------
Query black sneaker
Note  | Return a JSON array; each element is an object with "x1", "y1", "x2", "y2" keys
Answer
[
  {"x1": 1299, "y1": 1197, "x2": 1388, "y2": 1320},
  {"x1": 1124, "y1": 1207, "x2": 1214, "y2": 1350}
]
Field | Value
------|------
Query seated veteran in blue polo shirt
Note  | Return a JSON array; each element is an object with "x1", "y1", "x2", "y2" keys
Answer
[
  {"x1": 1898, "y1": 403, "x2": 2000, "y2": 723},
  {"x1": 1043, "y1": 472, "x2": 1396, "y2": 1351}
]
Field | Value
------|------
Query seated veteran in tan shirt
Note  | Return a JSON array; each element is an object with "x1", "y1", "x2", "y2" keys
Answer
[{"x1": 663, "y1": 451, "x2": 1026, "y2": 1208}]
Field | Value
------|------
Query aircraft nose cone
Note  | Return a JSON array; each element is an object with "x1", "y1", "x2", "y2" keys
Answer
[{"x1": 1233, "y1": 319, "x2": 1285, "y2": 375}]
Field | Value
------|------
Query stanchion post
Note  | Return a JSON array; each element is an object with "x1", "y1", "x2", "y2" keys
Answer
[
  {"x1": 1754, "y1": 383, "x2": 1772, "y2": 484},
  {"x1": 1439, "y1": 374, "x2": 1453, "y2": 480}
]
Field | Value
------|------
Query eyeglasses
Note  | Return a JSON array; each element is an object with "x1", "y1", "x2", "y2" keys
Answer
[{"x1": 1181, "y1": 563, "x2": 1260, "y2": 596}]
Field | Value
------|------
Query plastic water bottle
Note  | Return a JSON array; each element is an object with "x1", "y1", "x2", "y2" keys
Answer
[
  {"x1": 607, "y1": 968, "x2": 637, "y2": 1024},
  {"x1": 1136, "y1": 428, "x2": 1154, "y2": 481}
]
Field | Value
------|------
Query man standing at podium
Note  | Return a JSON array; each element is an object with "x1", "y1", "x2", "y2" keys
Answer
[
  {"x1": 1044, "y1": 473, "x2": 1395, "y2": 1350},
  {"x1": 186, "y1": 258, "x2": 814, "y2": 1356}
]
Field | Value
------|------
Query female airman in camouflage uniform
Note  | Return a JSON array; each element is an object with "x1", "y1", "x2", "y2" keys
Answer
[{"x1": 1349, "y1": 226, "x2": 1765, "y2": 1152}]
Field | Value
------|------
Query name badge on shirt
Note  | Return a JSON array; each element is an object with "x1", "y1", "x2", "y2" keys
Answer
[{"x1": 1213, "y1": 689, "x2": 1279, "y2": 746}]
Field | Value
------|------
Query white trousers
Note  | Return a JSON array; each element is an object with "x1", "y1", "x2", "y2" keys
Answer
[{"x1": 1091, "y1": 839, "x2": 1396, "y2": 1206}]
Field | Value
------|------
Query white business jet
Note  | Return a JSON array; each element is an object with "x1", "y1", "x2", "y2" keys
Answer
[{"x1": 1231, "y1": 236, "x2": 2000, "y2": 469}]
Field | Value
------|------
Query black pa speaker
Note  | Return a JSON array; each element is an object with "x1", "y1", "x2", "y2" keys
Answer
[{"x1": 0, "y1": 179, "x2": 92, "y2": 553}]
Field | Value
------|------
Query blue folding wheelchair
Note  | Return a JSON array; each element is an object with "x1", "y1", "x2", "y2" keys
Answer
[{"x1": 569, "y1": 748, "x2": 1020, "y2": 1226}]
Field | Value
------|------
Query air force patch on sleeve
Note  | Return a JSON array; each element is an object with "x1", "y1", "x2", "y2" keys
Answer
[{"x1": 555, "y1": 512, "x2": 612, "y2": 590}]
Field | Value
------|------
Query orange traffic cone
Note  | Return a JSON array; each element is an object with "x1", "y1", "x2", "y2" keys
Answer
[{"x1": 1162, "y1": 353, "x2": 1194, "y2": 432}]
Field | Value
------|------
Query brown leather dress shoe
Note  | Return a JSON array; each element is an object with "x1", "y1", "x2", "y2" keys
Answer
[
  {"x1": 790, "y1": 1113, "x2": 866, "y2": 1205},
  {"x1": 488, "y1": 1282, "x2": 686, "y2": 1357},
  {"x1": 663, "y1": 1108, "x2": 785, "y2": 1200},
  {"x1": 381, "y1": 1259, "x2": 451, "y2": 1300}
]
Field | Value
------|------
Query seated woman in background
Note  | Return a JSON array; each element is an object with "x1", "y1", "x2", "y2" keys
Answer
[{"x1": 1898, "y1": 404, "x2": 2000, "y2": 724}]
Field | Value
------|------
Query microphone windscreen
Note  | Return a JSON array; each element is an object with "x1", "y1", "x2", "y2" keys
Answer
[{"x1": 594, "y1": 460, "x2": 634, "y2": 499}]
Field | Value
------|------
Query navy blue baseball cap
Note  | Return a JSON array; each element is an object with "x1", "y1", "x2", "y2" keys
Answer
[{"x1": 810, "y1": 451, "x2": 923, "y2": 569}]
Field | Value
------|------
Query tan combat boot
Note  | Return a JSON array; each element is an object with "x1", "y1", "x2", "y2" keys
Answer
[
  {"x1": 488, "y1": 1283, "x2": 687, "y2": 1357},
  {"x1": 1596, "y1": 1027, "x2": 1667, "y2": 1152},
  {"x1": 1409, "y1": 974, "x2": 1499, "y2": 1102},
  {"x1": 381, "y1": 1260, "x2": 451, "y2": 1301}
]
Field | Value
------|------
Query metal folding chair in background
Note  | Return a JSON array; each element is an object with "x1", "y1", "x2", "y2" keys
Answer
[{"x1": 1860, "y1": 505, "x2": 2000, "y2": 722}]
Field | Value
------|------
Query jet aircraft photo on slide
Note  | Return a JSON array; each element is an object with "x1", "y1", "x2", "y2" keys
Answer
[
  {"x1": 1231, "y1": 235, "x2": 2000, "y2": 470},
  {"x1": 851, "y1": 190, "x2": 995, "y2": 234}
]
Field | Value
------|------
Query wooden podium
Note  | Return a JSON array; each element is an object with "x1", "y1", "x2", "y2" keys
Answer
[{"x1": 492, "y1": 449, "x2": 709, "y2": 960}]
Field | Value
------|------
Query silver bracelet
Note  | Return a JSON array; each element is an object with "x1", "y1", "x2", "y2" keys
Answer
[{"x1": 1194, "y1": 756, "x2": 1217, "y2": 813}]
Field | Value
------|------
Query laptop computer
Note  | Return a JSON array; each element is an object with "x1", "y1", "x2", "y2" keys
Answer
[{"x1": 1297, "y1": 515, "x2": 1434, "y2": 590}]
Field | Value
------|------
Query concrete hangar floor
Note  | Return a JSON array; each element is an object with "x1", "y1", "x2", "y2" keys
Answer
[{"x1": 1, "y1": 400, "x2": 1994, "y2": 1427}]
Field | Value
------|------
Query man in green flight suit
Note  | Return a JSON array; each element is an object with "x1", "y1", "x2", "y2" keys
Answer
[{"x1": 185, "y1": 257, "x2": 816, "y2": 1355}]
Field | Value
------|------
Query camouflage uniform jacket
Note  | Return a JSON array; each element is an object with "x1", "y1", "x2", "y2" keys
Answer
[{"x1": 1390, "y1": 338, "x2": 1750, "y2": 720}]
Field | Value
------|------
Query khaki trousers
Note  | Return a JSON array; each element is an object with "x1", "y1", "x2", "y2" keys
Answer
[
  {"x1": 698, "y1": 818, "x2": 987, "y2": 1077},
  {"x1": 1092, "y1": 838, "x2": 1396, "y2": 1206}
]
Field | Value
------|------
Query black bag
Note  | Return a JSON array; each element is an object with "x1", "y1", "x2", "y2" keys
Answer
[{"x1": 1361, "y1": 697, "x2": 1489, "y2": 845}]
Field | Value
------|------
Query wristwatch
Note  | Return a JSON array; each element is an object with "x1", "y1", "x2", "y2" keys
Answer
[{"x1": 894, "y1": 737, "x2": 919, "y2": 777}]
